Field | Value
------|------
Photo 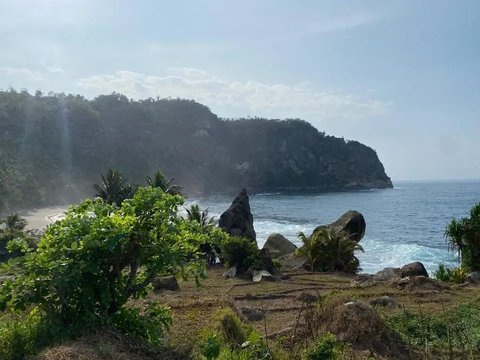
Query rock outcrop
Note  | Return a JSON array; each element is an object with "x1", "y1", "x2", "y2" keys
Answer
[
  {"x1": 263, "y1": 233, "x2": 297, "y2": 259},
  {"x1": 400, "y1": 262, "x2": 429, "y2": 278},
  {"x1": 0, "y1": 91, "x2": 393, "y2": 213},
  {"x1": 351, "y1": 262, "x2": 430, "y2": 287},
  {"x1": 219, "y1": 188, "x2": 256, "y2": 241},
  {"x1": 314, "y1": 210, "x2": 366, "y2": 242},
  {"x1": 152, "y1": 275, "x2": 179, "y2": 291}
]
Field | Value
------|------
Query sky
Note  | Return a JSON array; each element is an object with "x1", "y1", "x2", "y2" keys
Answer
[{"x1": 1, "y1": 0, "x2": 479, "y2": 181}]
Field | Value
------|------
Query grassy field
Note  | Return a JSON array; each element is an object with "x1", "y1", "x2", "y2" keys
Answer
[{"x1": 36, "y1": 266, "x2": 480, "y2": 359}]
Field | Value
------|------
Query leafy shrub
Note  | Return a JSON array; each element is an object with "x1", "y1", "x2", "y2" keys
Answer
[
  {"x1": 200, "y1": 332, "x2": 221, "y2": 360},
  {"x1": 297, "y1": 228, "x2": 363, "y2": 273},
  {"x1": 434, "y1": 264, "x2": 467, "y2": 283},
  {"x1": 219, "y1": 310, "x2": 247, "y2": 347},
  {"x1": 196, "y1": 309, "x2": 272, "y2": 360},
  {"x1": 303, "y1": 332, "x2": 342, "y2": 360},
  {"x1": 0, "y1": 214, "x2": 34, "y2": 262},
  {"x1": 445, "y1": 202, "x2": 480, "y2": 271},
  {"x1": 110, "y1": 302, "x2": 172, "y2": 347},
  {"x1": 220, "y1": 236, "x2": 259, "y2": 273},
  {"x1": 0, "y1": 187, "x2": 211, "y2": 352},
  {"x1": 0, "y1": 308, "x2": 72, "y2": 360}
]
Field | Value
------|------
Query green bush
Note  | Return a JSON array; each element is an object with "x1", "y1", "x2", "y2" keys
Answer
[
  {"x1": 303, "y1": 332, "x2": 342, "y2": 360},
  {"x1": 0, "y1": 308, "x2": 72, "y2": 360},
  {"x1": 0, "y1": 187, "x2": 212, "y2": 354},
  {"x1": 200, "y1": 332, "x2": 221, "y2": 360},
  {"x1": 445, "y1": 202, "x2": 480, "y2": 271},
  {"x1": 434, "y1": 264, "x2": 467, "y2": 283},
  {"x1": 297, "y1": 228, "x2": 363, "y2": 273},
  {"x1": 110, "y1": 302, "x2": 172, "y2": 347},
  {"x1": 220, "y1": 236, "x2": 259, "y2": 274},
  {"x1": 196, "y1": 309, "x2": 272, "y2": 360},
  {"x1": 0, "y1": 213, "x2": 34, "y2": 262}
]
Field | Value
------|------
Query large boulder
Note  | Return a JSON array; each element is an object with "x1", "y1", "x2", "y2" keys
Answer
[
  {"x1": 277, "y1": 252, "x2": 306, "y2": 270},
  {"x1": 400, "y1": 262, "x2": 428, "y2": 278},
  {"x1": 263, "y1": 233, "x2": 297, "y2": 259},
  {"x1": 219, "y1": 188, "x2": 256, "y2": 241},
  {"x1": 314, "y1": 210, "x2": 366, "y2": 242},
  {"x1": 152, "y1": 275, "x2": 179, "y2": 291}
]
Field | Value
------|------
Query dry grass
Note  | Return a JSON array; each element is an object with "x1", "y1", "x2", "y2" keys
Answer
[{"x1": 37, "y1": 267, "x2": 480, "y2": 359}]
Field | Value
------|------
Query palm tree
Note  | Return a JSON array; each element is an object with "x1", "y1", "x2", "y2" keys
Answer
[
  {"x1": 94, "y1": 169, "x2": 133, "y2": 206},
  {"x1": 186, "y1": 204, "x2": 217, "y2": 265},
  {"x1": 186, "y1": 204, "x2": 216, "y2": 227},
  {"x1": 445, "y1": 203, "x2": 480, "y2": 271},
  {"x1": 146, "y1": 170, "x2": 181, "y2": 195},
  {"x1": 3, "y1": 213, "x2": 27, "y2": 232},
  {"x1": 297, "y1": 227, "x2": 364, "y2": 273}
]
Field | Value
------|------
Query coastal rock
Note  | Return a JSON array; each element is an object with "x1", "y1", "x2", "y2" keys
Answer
[
  {"x1": 219, "y1": 188, "x2": 256, "y2": 241},
  {"x1": 397, "y1": 276, "x2": 448, "y2": 292},
  {"x1": 252, "y1": 270, "x2": 274, "y2": 282},
  {"x1": 277, "y1": 252, "x2": 307, "y2": 270},
  {"x1": 351, "y1": 274, "x2": 375, "y2": 287},
  {"x1": 468, "y1": 271, "x2": 480, "y2": 283},
  {"x1": 238, "y1": 306, "x2": 264, "y2": 321},
  {"x1": 369, "y1": 296, "x2": 400, "y2": 308},
  {"x1": 373, "y1": 267, "x2": 402, "y2": 281},
  {"x1": 152, "y1": 275, "x2": 179, "y2": 291},
  {"x1": 401, "y1": 262, "x2": 428, "y2": 278},
  {"x1": 314, "y1": 210, "x2": 366, "y2": 242},
  {"x1": 223, "y1": 266, "x2": 237, "y2": 279},
  {"x1": 263, "y1": 233, "x2": 297, "y2": 259}
]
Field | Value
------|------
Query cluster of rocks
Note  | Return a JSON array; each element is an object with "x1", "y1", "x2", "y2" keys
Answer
[
  {"x1": 212, "y1": 188, "x2": 480, "y2": 288},
  {"x1": 218, "y1": 188, "x2": 369, "y2": 281}
]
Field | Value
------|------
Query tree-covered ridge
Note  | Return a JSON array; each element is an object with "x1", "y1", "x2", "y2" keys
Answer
[{"x1": 0, "y1": 90, "x2": 392, "y2": 213}]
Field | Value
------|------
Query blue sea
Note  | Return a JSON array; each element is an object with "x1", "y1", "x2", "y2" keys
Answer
[{"x1": 187, "y1": 180, "x2": 480, "y2": 274}]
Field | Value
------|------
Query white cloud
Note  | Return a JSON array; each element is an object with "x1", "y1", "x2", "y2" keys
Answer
[
  {"x1": 1, "y1": 67, "x2": 44, "y2": 82},
  {"x1": 76, "y1": 68, "x2": 389, "y2": 121}
]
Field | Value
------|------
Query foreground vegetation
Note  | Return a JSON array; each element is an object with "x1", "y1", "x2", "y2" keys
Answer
[{"x1": 1, "y1": 180, "x2": 480, "y2": 359}]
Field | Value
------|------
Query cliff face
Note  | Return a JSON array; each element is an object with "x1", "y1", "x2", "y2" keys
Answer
[
  {"x1": 0, "y1": 91, "x2": 392, "y2": 211},
  {"x1": 208, "y1": 119, "x2": 392, "y2": 194}
]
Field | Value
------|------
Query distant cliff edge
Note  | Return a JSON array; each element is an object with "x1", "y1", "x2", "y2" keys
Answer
[{"x1": 0, "y1": 91, "x2": 392, "y2": 212}]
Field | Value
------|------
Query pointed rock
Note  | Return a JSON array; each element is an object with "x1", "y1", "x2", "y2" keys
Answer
[{"x1": 219, "y1": 188, "x2": 256, "y2": 241}]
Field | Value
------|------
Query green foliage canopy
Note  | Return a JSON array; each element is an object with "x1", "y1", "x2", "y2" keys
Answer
[
  {"x1": 297, "y1": 228, "x2": 363, "y2": 273},
  {"x1": 0, "y1": 187, "x2": 214, "y2": 324},
  {"x1": 445, "y1": 203, "x2": 480, "y2": 271}
]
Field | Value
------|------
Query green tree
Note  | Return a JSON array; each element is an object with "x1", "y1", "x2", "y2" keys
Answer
[
  {"x1": 2, "y1": 213, "x2": 27, "y2": 232},
  {"x1": 186, "y1": 204, "x2": 216, "y2": 227},
  {"x1": 297, "y1": 228, "x2": 363, "y2": 273},
  {"x1": 93, "y1": 168, "x2": 135, "y2": 206},
  {"x1": 445, "y1": 203, "x2": 480, "y2": 271},
  {"x1": 0, "y1": 213, "x2": 31, "y2": 262},
  {"x1": 186, "y1": 204, "x2": 218, "y2": 265},
  {"x1": 146, "y1": 170, "x2": 181, "y2": 195},
  {"x1": 0, "y1": 187, "x2": 208, "y2": 324}
]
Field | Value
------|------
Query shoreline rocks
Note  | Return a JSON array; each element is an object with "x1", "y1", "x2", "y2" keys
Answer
[
  {"x1": 219, "y1": 188, "x2": 256, "y2": 242},
  {"x1": 263, "y1": 233, "x2": 297, "y2": 259},
  {"x1": 314, "y1": 210, "x2": 366, "y2": 242}
]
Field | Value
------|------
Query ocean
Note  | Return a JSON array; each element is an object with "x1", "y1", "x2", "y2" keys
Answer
[{"x1": 188, "y1": 180, "x2": 480, "y2": 274}]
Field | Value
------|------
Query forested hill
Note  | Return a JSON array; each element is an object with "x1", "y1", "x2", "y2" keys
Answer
[{"x1": 0, "y1": 90, "x2": 392, "y2": 213}]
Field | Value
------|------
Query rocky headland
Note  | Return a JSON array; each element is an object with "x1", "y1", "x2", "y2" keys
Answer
[{"x1": 0, "y1": 91, "x2": 392, "y2": 214}]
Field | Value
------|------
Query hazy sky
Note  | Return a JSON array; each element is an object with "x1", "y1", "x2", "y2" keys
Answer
[{"x1": 1, "y1": 0, "x2": 479, "y2": 181}]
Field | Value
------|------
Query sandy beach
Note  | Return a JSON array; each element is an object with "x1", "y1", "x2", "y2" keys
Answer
[{"x1": 23, "y1": 206, "x2": 67, "y2": 230}]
